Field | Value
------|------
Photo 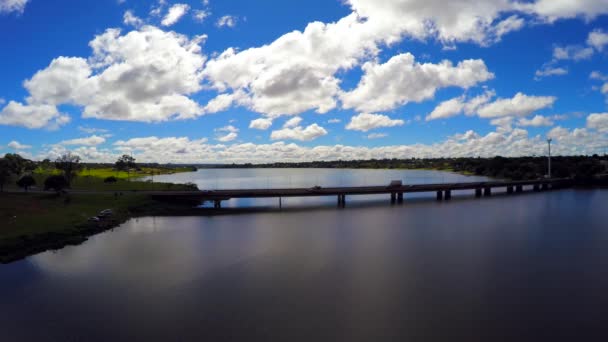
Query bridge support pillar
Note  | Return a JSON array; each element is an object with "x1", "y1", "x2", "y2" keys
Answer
[
  {"x1": 516, "y1": 185, "x2": 523, "y2": 193},
  {"x1": 436, "y1": 191, "x2": 443, "y2": 201},
  {"x1": 214, "y1": 200, "x2": 222, "y2": 209},
  {"x1": 533, "y1": 184, "x2": 541, "y2": 192},
  {"x1": 484, "y1": 187, "x2": 492, "y2": 197},
  {"x1": 337, "y1": 194, "x2": 346, "y2": 208},
  {"x1": 397, "y1": 192, "x2": 404, "y2": 204},
  {"x1": 391, "y1": 192, "x2": 397, "y2": 204},
  {"x1": 444, "y1": 190, "x2": 452, "y2": 200},
  {"x1": 475, "y1": 188, "x2": 482, "y2": 198},
  {"x1": 507, "y1": 186, "x2": 514, "y2": 194},
  {"x1": 542, "y1": 183, "x2": 549, "y2": 191}
]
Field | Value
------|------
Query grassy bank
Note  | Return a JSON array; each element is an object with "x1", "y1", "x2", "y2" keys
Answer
[{"x1": 0, "y1": 192, "x2": 152, "y2": 262}]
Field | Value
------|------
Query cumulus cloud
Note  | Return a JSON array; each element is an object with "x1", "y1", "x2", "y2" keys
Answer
[
  {"x1": 346, "y1": 113, "x2": 404, "y2": 132},
  {"x1": 0, "y1": 101, "x2": 70, "y2": 129},
  {"x1": 216, "y1": 15, "x2": 238, "y2": 28},
  {"x1": 60, "y1": 135, "x2": 106, "y2": 146},
  {"x1": 518, "y1": 115, "x2": 554, "y2": 127},
  {"x1": 41, "y1": 124, "x2": 606, "y2": 164},
  {"x1": 553, "y1": 45, "x2": 594, "y2": 61},
  {"x1": 271, "y1": 123, "x2": 328, "y2": 141},
  {"x1": 215, "y1": 125, "x2": 239, "y2": 142},
  {"x1": 587, "y1": 113, "x2": 608, "y2": 132},
  {"x1": 283, "y1": 116, "x2": 303, "y2": 128},
  {"x1": 249, "y1": 118, "x2": 273, "y2": 130},
  {"x1": 341, "y1": 53, "x2": 493, "y2": 113},
  {"x1": 161, "y1": 3, "x2": 190, "y2": 26},
  {"x1": 535, "y1": 66, "x2": 568, "y2": 79},
  {"x1": 193, "y1": 9, "x2": 210, "y2": 23},
  {"x1": 8, "y1": 140, "x2": 32, "y2": 150},
  {"x1": 3, "y1": 26, "x2": 207, "y2": 127},
  {"x1": 366, "y1": 133, "x2": 388, "y2": 139},
  {"x1": 0, "y1": 0, "x2": 29, "y2": 14},
  {"x1": 426, "y1": 90, "x2": 495, "y2": 121},
  {"x1": 123, "y1": 10, "x2": 143, "y2": 27},
  {"x1": 477, "y1": 93, "x2": 557, "y2": 118},
  {"x1": 588, "y1": 29, "x2": 608, "y2": 51}
]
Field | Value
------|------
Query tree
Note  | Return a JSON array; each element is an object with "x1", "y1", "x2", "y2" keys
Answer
[
  {"x1": 16, "y1": 175, "x2": 36, "y2": 192},
  {"x1": 55, "y1": 153, "x2": 82, "y2": 186},
  {"x1": 115, "y1": 155, "x2": 136, "y2": 180},
  {"x1": 39, "y1": 158, "x2": 53, "y2": 172},
  {"x1": 3, "y1": 153, "x2": 35, "y2": 176},
  {"x1": 44, "y1": 175, "x2": 69, "y2": 192},
  {"x1": 104, "y1": 176, "x2": 118, "y2": 184}
]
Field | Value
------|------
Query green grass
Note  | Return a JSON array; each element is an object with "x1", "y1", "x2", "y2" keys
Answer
[{"x1": 0, "y1": 192, "x2": 151, "y2": 242}]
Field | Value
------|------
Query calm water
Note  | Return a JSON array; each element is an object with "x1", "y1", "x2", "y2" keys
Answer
[{"x1": 2, "y1": 170, "x2": 608, "y2": 341}]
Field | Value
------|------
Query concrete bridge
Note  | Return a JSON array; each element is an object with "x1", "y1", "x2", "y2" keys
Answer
[{"x1": 149, "y1": 178, "x2": 573, "y2": 208}]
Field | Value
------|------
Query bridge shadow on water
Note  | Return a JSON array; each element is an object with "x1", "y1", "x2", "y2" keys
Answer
[{"x1": 193, "y1": 186, "x2": 552, "y2": 217}]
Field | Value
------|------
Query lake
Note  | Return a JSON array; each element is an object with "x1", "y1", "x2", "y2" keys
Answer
[{"x1": 1, "y1": 169, "x2": 607, "y2": 341}]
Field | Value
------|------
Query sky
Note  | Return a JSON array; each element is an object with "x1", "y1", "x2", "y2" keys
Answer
[{"x1": 1, "y1": 0, "x2": 608, "y2": 163}]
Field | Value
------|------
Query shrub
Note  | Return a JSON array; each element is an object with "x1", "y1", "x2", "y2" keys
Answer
[
  {"x1": 44, "y1": 175, "x2": 69, "y2": 192},
  {"x1": 16, "y1": 175, "x2": 36, "y2": 191},
  {"x1": 104, "y1": 176, "x2": 118, "y2": 184}
]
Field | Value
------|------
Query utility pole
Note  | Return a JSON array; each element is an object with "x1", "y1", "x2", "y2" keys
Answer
[{"x1": 547, "y1": 138, "x2": 552, "y2": 179}]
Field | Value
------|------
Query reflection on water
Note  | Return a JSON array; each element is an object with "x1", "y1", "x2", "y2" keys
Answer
[
  {"x1": 146, "y1": 168, "x2": 492, "y2": 208},
  {"x1": 1, "y1": 171, "x2": 607, "y2": 340}
]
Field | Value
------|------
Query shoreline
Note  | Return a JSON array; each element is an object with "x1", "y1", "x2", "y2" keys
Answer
[{"x1": 2, "y1": 182, "x2": 607, "y2": 264}]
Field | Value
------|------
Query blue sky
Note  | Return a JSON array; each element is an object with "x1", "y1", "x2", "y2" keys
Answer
[{"x1": 1, "y1": 0, "x2": 608, "y2": 162}]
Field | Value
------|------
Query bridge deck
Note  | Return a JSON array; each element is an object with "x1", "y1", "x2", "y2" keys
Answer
[{"x1": 149, "y1": 178, "x2": 571, "y2": 201}]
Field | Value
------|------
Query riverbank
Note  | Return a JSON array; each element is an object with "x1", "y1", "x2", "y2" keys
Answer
[{"x1": 0, "y1": 192, "x2": 214, "y2": 263}]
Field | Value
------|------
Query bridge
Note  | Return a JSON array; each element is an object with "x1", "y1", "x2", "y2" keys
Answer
[{"x1": 149, "y1": 178, "x2": 573, "y2": 208}]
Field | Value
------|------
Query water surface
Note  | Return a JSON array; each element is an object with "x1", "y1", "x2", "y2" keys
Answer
[{"x1": 1, "y1": 170, "x2": 607, "y2": 341}]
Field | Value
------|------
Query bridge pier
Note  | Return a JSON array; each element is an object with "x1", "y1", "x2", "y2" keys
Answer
[
  {"x1": 542, "y1": 183, "x2": 549, "y2": 191},
  {"x1": 213, "y1": 200, "x2": 222, "y2": 209},
  {"x1": 533, "y1": 184, "x2": 541, "y2": 192},
  {"x1": 507, "y1": 186, "x2": 514, "y2": 194},
  {"x1": 397, "y1": 192, "x2": 404, "y2": 204},
  {"x1": 475, "y1": 188, "x2": 482, "y2": 198},
  {"x1": 436, "y1": 191, "x2": 443, "y2": 201},
  {"x1": 391, "y1": 192, "x2": 397, "y2": 204},
  {"x1": 337, "y1": 194, "x2": 346, "y2": 208},
  {"x1": 516, "y1": 185, "x2": 523, "y2": 193},
  {"x1": 444, "y1": 190, "x2": 452, "y2": 200},
  {"x1": 484, "y1": 187, "x2": 492, "y2": 197}
]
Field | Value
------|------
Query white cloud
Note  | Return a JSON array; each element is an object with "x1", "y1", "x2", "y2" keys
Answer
[
  {"x1": 587, "y1": 113, "x2": 608, "y2": 132},
  {"x1": 216, "y1": 15, "x2": 237, "y2": 28},
  {"x1": 535, "y1": 66, "x2": 568, "y2": 79},
  {"x1": 327, "y1": 119, "x2": 341, "y2": 124},
  {"x1": 518, "y1": 115, "x2": 554, "y2": 127},
  {"x1": 346, "y1": 113, "x2": 404, "y2": 132},
  {"x1": 10, "y1": 27, "x2": 207, "y2": 125},
  {"x1": 60, "y1": 135, "x2": 106, "y2": 146},
  {"x1": 426, "y1": 91, "x2": 495, "y2": 121},
  {"x1": 519, "y1": 0, "x2": 608, "y2": 22},
  {"x1": 477, "y1": 93, "x2": 557, "y2": 118},
  {"x1": 215, "y1": 125, "x2": 239, "y2": 142},
  {"x1": 283, "y1": 116, "x2": 302, "y2": 128},
  {"x1": 216, "y1": 132, "x2": 238, "y2": 142},
  {"x1": 57, "y1": 125, "x2": 607, "y2": 164},
  {"x1": 203, "y1": 93, "x2": 235, "y2": 113},
  {"x1": 78, "y1": 126, "x2": 109, "y2": 134},
  {"x1": 249, "y1": 118, "x2": 273, "y2": 130},
  {"x1": 366, "y1": 133, "x2": 388, "y2": 139},
  {"x1": 193, "y1": 9, "x2": 210, "y2": 23},
  {"x1": 341, "y1": 53, "x2": 493, "y2": 113},
  {"x1": 553, "y1": 45, "x2": 594, "y2": 61},
  {"x1": 0, "y1": 101, "x2": 69, "y2": 129},
  {"x1": 161, "y1": 3, "x2": 190, "y2": 26},
  {"x1": 588, "y1": 29, "x2": 608, "y2": 51},
  {"x1": 0, "y1": 0, "x2": 29, "y2": 14},
  {"x1": 271, "y1": 123, "x2": 328, "y2": 141},
  {"x1": 8, "y1": 140, "x2": 32, "y2": 150},
  {"x1": 123, "y1": 10, "x2": 143, "y2": 27}
]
